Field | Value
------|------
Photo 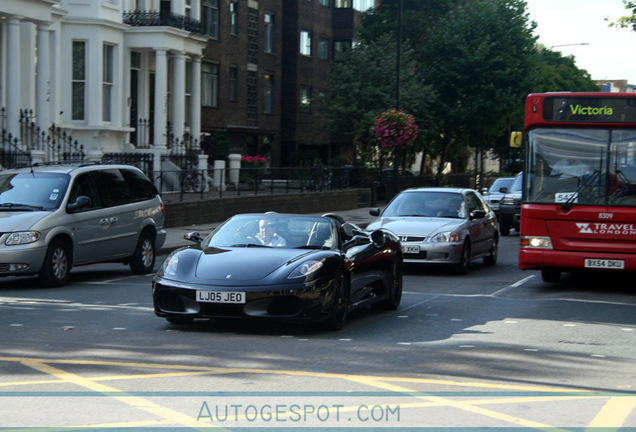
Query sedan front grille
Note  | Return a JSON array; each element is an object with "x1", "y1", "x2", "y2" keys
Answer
[{"x1": 400, "y1": 235, "x2": 426, "y2": 243}]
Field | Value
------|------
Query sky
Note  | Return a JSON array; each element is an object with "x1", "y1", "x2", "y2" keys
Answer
[{"x1": 524, "y1": 0, "x2": 636, "y2": 84}]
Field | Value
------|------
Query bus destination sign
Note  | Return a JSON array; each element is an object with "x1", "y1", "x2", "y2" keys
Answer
[{"x1": 543, "y1": 96, "x2": 636, "y2": 123}]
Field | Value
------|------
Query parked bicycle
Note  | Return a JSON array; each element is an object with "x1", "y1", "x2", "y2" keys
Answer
[{"x1": 180, "y1": 166, "x2": 205, "y2": 193}]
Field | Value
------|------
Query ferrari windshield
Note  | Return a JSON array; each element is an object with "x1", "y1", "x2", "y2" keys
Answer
[
  {"x1": 525, "y1": 128, "x2": 636, "y2": 207},
  {"x1": 0, "y1": 173, "x2": 70, "y2": 211},
  {"x1": 203, "y1": 214, "x2": 338, "y2": 249}
]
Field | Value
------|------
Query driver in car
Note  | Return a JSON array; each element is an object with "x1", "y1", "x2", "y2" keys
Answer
[{"x1": 256, "y1": 220, "x2": 287, "y2": 247}]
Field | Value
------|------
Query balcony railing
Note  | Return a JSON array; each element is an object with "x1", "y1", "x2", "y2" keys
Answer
[{"x1": 123, "y1": 10, "x2": 202, "y2": 34}]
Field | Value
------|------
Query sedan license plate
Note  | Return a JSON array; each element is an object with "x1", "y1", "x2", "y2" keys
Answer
[
  {"x1": 197, "y1": 290, "x2": 246, "y2": 304},
  {"x1": 402, "y1": 245, "x2": 420, "y2": 254},
  {"x1": 584, "y1": 259, "x2": 625, "y2": 269}
]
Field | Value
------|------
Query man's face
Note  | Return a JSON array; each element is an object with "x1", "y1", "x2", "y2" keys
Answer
[{"x1": 259, "y1": 221, "x2": 275, "y2": 240}]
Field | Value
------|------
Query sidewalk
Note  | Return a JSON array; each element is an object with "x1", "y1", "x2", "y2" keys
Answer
[{"x1": 159, "y1": 206, "x2": 380, "y2": 255}]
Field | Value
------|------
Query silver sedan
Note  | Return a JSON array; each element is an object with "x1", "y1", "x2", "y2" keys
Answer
[{"x1": 366, "y1": 187, "x2": 499, "y2": 274}]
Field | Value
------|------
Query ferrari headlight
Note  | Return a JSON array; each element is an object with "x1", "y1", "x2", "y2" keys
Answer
[
  {"x1": 162, "y1": 254, "x2": 179, "y2": 276},
  {"x1": 5, "y1": 231, "x2": 40, "y2": 246},
  {"x1": 429, "y1": 231, "x2": 460, "y2": 243},
  {"x1": 288, "y1": 260, "x2": 323, "y2": 279}
]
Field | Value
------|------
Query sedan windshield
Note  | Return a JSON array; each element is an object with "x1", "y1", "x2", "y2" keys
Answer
[
  {"x1": 0, "y1": 173, "x2": 70, "y2": 211},
  {"x1": 526, "y1": 128, "x2": 636, "y2": 207},
  {"x1": 382, "y1": 192, "x2": 466, "y2": 218}
]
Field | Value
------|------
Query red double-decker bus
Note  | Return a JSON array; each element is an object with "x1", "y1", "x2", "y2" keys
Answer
[{"x1": 517, "y1": 92, "x2": 636, "y2": 282}]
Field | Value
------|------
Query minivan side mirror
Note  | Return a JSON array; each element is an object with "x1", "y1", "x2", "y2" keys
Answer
[{"x1": 67, "y1": 196, "x2": 91, "y2": 213}]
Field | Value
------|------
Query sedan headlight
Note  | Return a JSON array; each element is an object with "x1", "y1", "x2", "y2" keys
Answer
[
  {"x1": 288, "y1": 260, "x2": 323, "y2": 279},
  {"x1": 429, "y1": 231, "x2": 460, "y2": 243},
  {"x1": 501, "y1": 196, "x2": 515, "y2": 205},
  {"x1": 5, "y1": 231, "x2": 40, "y2": 246}
]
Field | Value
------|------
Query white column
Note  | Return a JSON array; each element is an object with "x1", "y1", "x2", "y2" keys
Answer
[
  {"x1": 172, "y1": 52, "x2": 185, "y2": 148},
  {"x1": 190, "y1": 55, "x2": 201, "y2": 148},
  {"x1": 36, "y1": 22, "x2": 51, "y2": 132},
  {"x1": 6, "y1": 16, "x2": 22, "y2": 138},
  {"x1": 154, "y1": 48, "x2": 168, "y2": 150}
]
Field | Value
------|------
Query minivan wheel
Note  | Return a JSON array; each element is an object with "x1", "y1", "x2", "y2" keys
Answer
[
  {"x1": 130, "y1": 231, "x2": 156, "y2": 274},
  {"x1": 39, "y1": 239, "x2": 71, "y2": 287}
]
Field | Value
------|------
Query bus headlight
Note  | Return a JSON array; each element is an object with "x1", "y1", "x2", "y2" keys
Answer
[{"x1": 520, "y1": 236, "x2": 552, "y2": 249}]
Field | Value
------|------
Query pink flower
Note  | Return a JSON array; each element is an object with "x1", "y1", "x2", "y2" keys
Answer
[{"x1": 373, "y1": 109, "x2": 418, "y2": 149}]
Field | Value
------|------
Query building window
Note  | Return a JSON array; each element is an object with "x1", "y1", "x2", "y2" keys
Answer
[
  {"x1": 264, "y1": 12, "x2": 274, "y2": 53},
  {"x1": 320, "y1": 0, "x2": 330, "y2": 6},
  {"x1": 299, "y1": 86, "x2": 311, "y2": 112},
  {"x1": 334, "y1": 0, "x2": 352, "y2": 7},
  {"x1": 318, "y1": 37, "x2": 329, "y2": 60},
  {"x1": 264, "y1": 73, "x2": 274, "y2": 114},
  {"x1": 353, "y1": 0, "x2": 374, "y2": 11},
  {"x1": 230, "y1": 1, "x2": 238, "y2": 36},
  {"x1": 300, "y1": 30, "x2": 311, "y2": 56},
  {"x1": 333, "y1": 40, "x2": 352, "y2": 60},
  {"x1": 72, "y1": 41, "x2": 86, "y2": 121},
  {"x1": 202, "y1": 0, "x2": 219, "y2": 39},
  {"x1": 202, "y1": 62, "x2": 219, "y2": 108},
  {"x1": 102, "y1": 44, "x2": 114, "y2": 122},
  {"x1": 229, "y1": 66, "x2": 238, "y2": 101}
]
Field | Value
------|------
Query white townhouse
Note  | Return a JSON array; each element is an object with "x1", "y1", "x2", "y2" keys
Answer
[{"x1": 1, "y1": 0, "x2": 208, "y2": 169}]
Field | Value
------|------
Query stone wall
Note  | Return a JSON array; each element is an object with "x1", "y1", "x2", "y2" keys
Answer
[{"x1": 163, "y1": 189, "x2": 371, "y2": 227}]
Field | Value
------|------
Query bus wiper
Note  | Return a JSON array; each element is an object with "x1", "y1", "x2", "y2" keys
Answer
[{"x1": 561, "y1": 169, "x2": 601, "y2": 211}]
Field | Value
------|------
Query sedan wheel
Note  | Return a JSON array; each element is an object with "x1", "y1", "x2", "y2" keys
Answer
[
  {"x1": 483, "y1": 236, "x2": 498, "y2": 266},
  {"x1": 455, "y1": 241, "x2": 471, "y2": 275}
]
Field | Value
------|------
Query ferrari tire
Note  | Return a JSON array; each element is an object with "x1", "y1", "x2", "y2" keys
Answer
[
  {"x1": 130, "y1": 231, "x2": 156, "y2": 275},
  {"x1": 374, "y1": 258, "x2": 403, "y2": 310},
  {"x1": 38, "y1": 238, "x2": 71, "y2": 287},
  {"x1": 323, "y1": 272, "x2": 349, "y2": 331}
]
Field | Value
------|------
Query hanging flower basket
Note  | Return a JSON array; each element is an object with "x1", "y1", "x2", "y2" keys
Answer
[{"x1": 373, "y1": 108, "x2": 419, "y2": 149}]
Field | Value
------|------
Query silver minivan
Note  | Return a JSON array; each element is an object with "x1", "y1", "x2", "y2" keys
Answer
[{"x1": 0, "y1": 163, "x2": 166, "y2": 286}]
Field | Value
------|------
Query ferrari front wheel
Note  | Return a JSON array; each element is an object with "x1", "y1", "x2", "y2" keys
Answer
[{"x1": 323, "y1": 272, "x2": 349, "y2": 331}]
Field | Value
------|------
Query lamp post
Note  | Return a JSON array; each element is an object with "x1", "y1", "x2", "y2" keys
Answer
[
  {"x1": 549, "y1": 43, "x2": 590, "y2": 50},
  {"x1": 392, "y1": 0, "x2": 403, "y2": 197}
]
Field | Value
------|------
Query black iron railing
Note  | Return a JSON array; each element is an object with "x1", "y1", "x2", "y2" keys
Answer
[{"x1": 123, "y1": 10, "x2": 202, "y2": 34}]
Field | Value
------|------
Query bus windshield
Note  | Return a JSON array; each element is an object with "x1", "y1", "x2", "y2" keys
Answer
[{"x1": 525, "y1": 127, "x2": 636, "y2": 207}]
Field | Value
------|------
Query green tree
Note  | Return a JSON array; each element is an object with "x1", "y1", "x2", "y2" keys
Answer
[
  {"x1": 608, "y1": 1, "x2": 636, "y2": 30},
  {"x1": 419, "y1": 0, "x2": 538, "y2": 176},
  {"x1": 317, "y1": 33, "x2": 433, "y2": 167}
]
